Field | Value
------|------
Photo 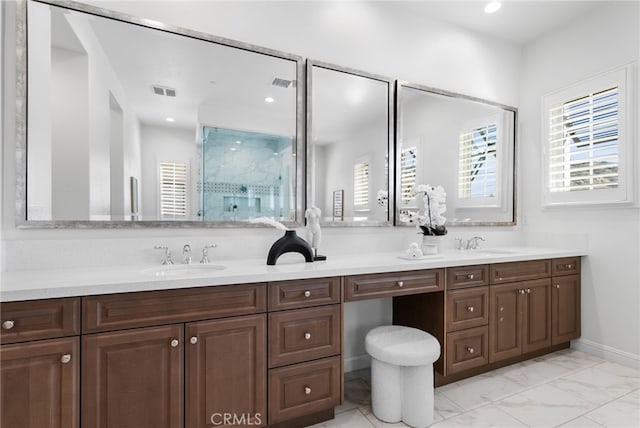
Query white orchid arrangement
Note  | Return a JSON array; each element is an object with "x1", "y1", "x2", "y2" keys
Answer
[{"x1": 400, "y1": 184, "x2": 448, "y2": 236}]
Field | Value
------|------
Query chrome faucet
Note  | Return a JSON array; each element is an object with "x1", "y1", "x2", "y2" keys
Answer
[
  {"x1": 200, "y1": 244, "x2": 218, "y2": 264},
  {"x1": 455, "y1": 236, "x2": 486, "y2": 250},
  {"x1": 182, "y1": 244, "x2": 192, "y2": 264},
  {"x1": 154, "y1": 245, "x2": 173, "y2": 265}
]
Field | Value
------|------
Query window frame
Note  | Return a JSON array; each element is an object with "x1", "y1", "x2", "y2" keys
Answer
[
  {"x1": 542, "y1": 64, "x2": 636, "y2": 207},
  {"x1": 158, "y1": 160, "x2": 189, "y2": 218}
]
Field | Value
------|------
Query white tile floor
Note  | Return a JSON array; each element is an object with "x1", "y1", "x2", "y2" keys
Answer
[{"x1": 309, "y1": 349, "x2": 640, "y2": 427}]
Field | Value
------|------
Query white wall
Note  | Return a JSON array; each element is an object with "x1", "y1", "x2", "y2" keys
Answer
[{"x1": 520, "y1": 2, "x2": 640, "y2": 366}]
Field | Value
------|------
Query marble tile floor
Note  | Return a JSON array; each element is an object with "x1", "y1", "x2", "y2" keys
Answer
[{"x1": 308, "y1": 349, "x2": 640, "y2": 428}]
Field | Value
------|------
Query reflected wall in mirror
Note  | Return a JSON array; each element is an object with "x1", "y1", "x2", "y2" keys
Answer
[
  {"x1": 20, "y1": 0, "x2": 302, "y2": 226},
  {"x1": 307, "y1": 61, "x2": 393, "y2": 226},
  {"x1": 397, "y1": 83, "x2": 516, "y2": 225}
]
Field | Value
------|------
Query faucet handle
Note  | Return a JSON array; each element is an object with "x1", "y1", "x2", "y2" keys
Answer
[
  {"x1": 469, "y1": 236, "x2": 486, "y2": 250},
  {"x1": 455, "y1": 237, "x2": 464, "y2": 250},
  {"x1": 200, "y1": 244, "x2": 218, "y2": 264},
  {"x1": 154, "y1": 245, "x2": 173, "y2": 265}
]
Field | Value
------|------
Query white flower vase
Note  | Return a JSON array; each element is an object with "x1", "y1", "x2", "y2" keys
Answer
[{"x1": 422, "y1": 235, "x2": 443, "y2": 255}]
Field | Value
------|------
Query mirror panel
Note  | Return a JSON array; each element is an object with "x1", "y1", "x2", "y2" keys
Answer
[
  {"x1": 396, "y1": 83, "x2": 516, "y2": 225},
  {"x1": 18, "y1": 0, "x2": 303, "y2": 227},
  {"x1": 307, "y1": 61, "x2": 393, "y2": 226}
]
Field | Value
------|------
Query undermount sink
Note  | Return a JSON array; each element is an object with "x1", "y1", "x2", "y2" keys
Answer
[{"x1": 143, "y1": 264, "x2": 227, "y2": 277}]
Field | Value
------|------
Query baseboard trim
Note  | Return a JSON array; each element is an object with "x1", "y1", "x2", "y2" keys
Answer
[
  {"x1": 572, "y1": 338, "x2": 640, "y2": 369},
  {"x1": 344, "y1": 354, "x2": 370, "y2": 373}
]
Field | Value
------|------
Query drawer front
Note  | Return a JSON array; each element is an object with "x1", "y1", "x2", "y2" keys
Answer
[
  {"x1": 344, "y1": 269, "x2": 444, "y2": 301},
  {"x1": 268, "y1": 277, "x2": 340, "y2": 311},
  {"x1": 446, "y1": 287, "x2": 489, "y2": 332},
  {"x1": 83, "y1": 283, "x2": 266, "y2": 333},
  {"x1": 446, "y1": 326, "x2": 488, "y2": 375},
  {"x1": 447, "y1": 265, "x2": 489, "y2": 290},
  {"x1": 1, "y1": 298, "x2": 80, "y2": 344},
  {"x1": 552, "y1": 257, "x2": 580, "y2": 277},
  {"x1": 268, "y1": 356, "x2": 340, "y2": 424},
  {"x1": 268, "y1": 305, "x2": 341, "y2": 368},
  {"x1": 490, "y1": 260, "x2": 551, "y2": 284}
]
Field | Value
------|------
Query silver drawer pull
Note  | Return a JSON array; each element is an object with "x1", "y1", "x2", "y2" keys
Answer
[
  {"x1": 171, "y1": 339, "x2": 179, "y2": 348},
  {"x1": 467, "y1": 274, "x2": 475, "y2": 280},
  {"x1": 2, "y1": 320, "x2": 15, "y2": 330},
  {"x1": 190, "y1": 336, "x2": 198, "y2": 345},
  {"x1": 61, "y1": 354, "x2": 72, "y2": 364},
  {"x1": 466, "y1": 347, "x2": 474, "y2": 354},
  {"x1": 467, "y1": 306, "x2": 475, "y2": 313},
  {"x1": 304, "y1": 290, "x2": 311, "y2": 298},
  {"x1": 304, "y1": 386, "x2": 312, "y2": 395},
  {"x1": 555, "y1": 284, "x2": 560, "y2": 289},
  {"x1": 526, "y1": 288, "x2": 531, "y2": 294},
  {"x1": 519, "y1": 289, "x2": 525, "y2": 294},
  {"x1": 566, "y1": 264, "x2": 573, "y2": 269},
  {"x1": 397, "y1": 281, "x2": 404, "y2": 288},
  {"x1": 304, "y1": 332, "x2": 311, "y2": 340}
]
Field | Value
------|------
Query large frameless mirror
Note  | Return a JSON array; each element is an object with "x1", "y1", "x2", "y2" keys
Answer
[
  {"x1": 16, "y1": 0, "x2": 303, "y2": 227},
  {"x1": 306, "y1": 60, "x2": 394, "y2": 226},
  {"x1": 396, "y1": 82, "x2": 517, "y2": 226}
]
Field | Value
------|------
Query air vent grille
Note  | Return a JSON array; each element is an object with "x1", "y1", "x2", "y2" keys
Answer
[
  {"x1": 152, "y1": 85, "x2": 177, "y2": 97},
  {"x1": 271, "y1": 78, "x2": 293, "y2": 88}
]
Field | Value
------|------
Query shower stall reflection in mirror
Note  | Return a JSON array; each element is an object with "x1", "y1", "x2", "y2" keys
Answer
[{"x1": 199, "y1": 126, "x2": 294, "y2": 222}]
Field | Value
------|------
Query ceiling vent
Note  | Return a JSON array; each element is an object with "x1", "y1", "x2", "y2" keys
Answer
[
  {"x1": 152, "y1": 85, "x2": 177, "y2": 97},
  {"x1": 271, "y1": 77, "x2": 293, "y2": 89}
]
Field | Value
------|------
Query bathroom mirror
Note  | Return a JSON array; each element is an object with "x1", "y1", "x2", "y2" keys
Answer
[
  {"x1": 16, "y1": 0, "x2": 304, "y2": 227},
  {"x1": 307, "y1": 60, "x2": 394, "y2": 226},
  {"x1": 396, "y1": 82, "x2": 516, "y2": 226}
]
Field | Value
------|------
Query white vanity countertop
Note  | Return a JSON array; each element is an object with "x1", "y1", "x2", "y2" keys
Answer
[{"x1": 0, "y1": 247, "x2": 587, "y2": 302}]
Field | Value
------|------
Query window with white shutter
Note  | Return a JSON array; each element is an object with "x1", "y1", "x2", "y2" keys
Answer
[
  {"x1": 543, "y1": 65, "x2": 633, "y2": 206},
  {"x1": 353, "y1": 161, "x2": 369, "y2": 208},
  {"x1": 401, "y1": 147, "x2": 417, "y2": 204},
  {"x1": 159, "y1": 161, "x2": 188, "y2": 217},
  {"x1": 458, "y1": 124, "x2": 498, "y2": 200}
]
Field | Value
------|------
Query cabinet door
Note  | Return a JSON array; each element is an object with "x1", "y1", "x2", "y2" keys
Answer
[
  {"x1": 552, "y1": 275, "x2": 581, "y2": 345},
  {"x1": 186, "y1": 314, "x2": 266, "y2": 428},
  {"x1": 522, "y1": 279, "x2": 551, "y2": 354},
  {"x1": 82, "y1": 325, "x2": 184, "y2": 428},
  {"x1": 1, "y1": 337, "x2": 79, "y2": 428},
  {"x1": 489, "y1": 283, "x2": 522, "y2": 363}
]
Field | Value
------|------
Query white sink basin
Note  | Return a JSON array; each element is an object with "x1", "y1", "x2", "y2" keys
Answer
[{"x1": 143, "y1": 264, "x2": 227, "y2": 277}]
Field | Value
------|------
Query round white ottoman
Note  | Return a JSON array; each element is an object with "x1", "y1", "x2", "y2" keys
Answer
[{"x1": 365, "y1": 325, "x2": 441, "y2": 428}]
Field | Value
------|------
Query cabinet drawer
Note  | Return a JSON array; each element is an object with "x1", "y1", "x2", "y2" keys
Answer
[
  {"x1": 490, "y1": 260, "x2": 551, "y2": 284},
  {"x1": 1, "y1": 298, "x2": 80, "y2": 344},
  {"x1": 551, "y1": 257, "x2": 580, "y2": 277},
  {"x1": 268, "y1": 277, "x2": 340, "y2": 311},
  {"x1": 83, "y1": 283, "x2": 266, "y2": 333},
  {"x1": 344, "y1": 269, "x2": 444, "y2": 301},
  {"x1": 447, "y1": 265, "x2": 489, "y2": 290},
  {"x1": 268, "y1": 305, "x2": 341, "y2": 368},
  {"x1": 446, "y1": 326, "x2": 488, "y2": 375},
  {"x1": 268, "y1": 356, "x2": 340, "y2": 424},
  {"x1": 446, "y1": 287, "x2": 489, "y2": 332}
]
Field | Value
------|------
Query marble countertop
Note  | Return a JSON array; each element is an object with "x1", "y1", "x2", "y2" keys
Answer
[{"x1": 0, "y1": 247, "x2": 587, "y2": 302}]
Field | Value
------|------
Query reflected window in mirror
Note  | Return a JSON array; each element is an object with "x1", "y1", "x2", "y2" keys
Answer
[
  {"x1": 397, "y1": 83, "x2": 516, "y2": 225},
  {"x1": 307, "y1": 61, "x2": 394, "y2": 226},
  {"x1": 159, "y1": 161, "x2": 189, "y2": 218}
]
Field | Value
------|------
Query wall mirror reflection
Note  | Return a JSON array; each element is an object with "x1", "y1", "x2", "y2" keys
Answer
[
  {"x1": 307, "y1": 61, "x2": 393, "y2": 226},
  {"x1": 396, "y1": 83, "x2": 516, "y2": 225},
  {"x1": 19, "y1": 0, "x2": 302, "y2": 226}
]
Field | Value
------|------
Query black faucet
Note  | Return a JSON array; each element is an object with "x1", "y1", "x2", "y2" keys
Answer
[{"x1": 266, "y1": 230, "x2": 314, "y2": 265}]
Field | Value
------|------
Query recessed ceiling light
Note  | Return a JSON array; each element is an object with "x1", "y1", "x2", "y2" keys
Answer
[
  {"x1": 235, "y1": 140, "x2": 242, "y2": 144},
  {"x1": 230, "y1": 147, "x2": 237, "y2": 151},
  {"x1": 165, "y1": 117, "x2": 175, "y2": 122},
  {"x1": 273, "y1": 152, "x2": 279, "y2": 156},
  {"x1": 484, "y1": 1, "x2": 501, "y2": 14},
  {"x1": 265, "y1": 97, "x2": 275, "y2": 103}
]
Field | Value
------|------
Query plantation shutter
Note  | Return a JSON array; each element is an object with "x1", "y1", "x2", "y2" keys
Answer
[
  {"x1": 458, "y1": 124, "x2": 497, "y2": 199},
  {"x1": 548, "y1": 86, "x2": 619, "y2": 193},
  {"x1": 401, "y1": 147, "x2": 417, "y2": 204},
  {"x1": 353, "y1": 161, "x2": 369, "y2": 207},
  {"x1": 159, "y1": 161, "x2": 188, "y2": 217}
]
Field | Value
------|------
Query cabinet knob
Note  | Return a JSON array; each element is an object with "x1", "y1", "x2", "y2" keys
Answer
[
  {"x1": 467, "y1": 306, "x2": 475, "y2": 313},
  {"x1": 526, "y1": 288, "x2": 531, "y2": 294},
  {"x1": 467, "y1": 274, "x2": 475, "y2": 280},
  {"x1": 2, "y1": 320, "x2": 15, "y2": 330},
  {"x1": 397, "y1": 281, "x2": 404, "y2": 288},
  {"x1": 499, "y1": 317, "x2": 504, "y2": 322},
  {"x1": 190, "y1": 336, "x2": 198, "y2": 345},
  {"x1": 304, "y1": 386, "x2": 312, "y2": 395},
  {"x1": 61, "y1": 354, "x2": 72, "y2": 364},
  {"x1": 566, "y1": 264, "x2": 573, "y2": 269},
  {"x1": 466, "y1": 347, "x2": 474, "y2": 354},
  {"x1": 304, "y1": 290, "x2": 311, "y2": 298},
  {"x1": 555, "y1": 284, "x2": 560, "y2": 289},
  {"x1": 499, "y1": 306, "x2": 504, "y2": 312},
  {"x1": 171, "y1": 339, "x2": 179, "y2": 348},
  {"x1": 519, "y1": 289, "x2": 525, "y2": 294},
  {"x1": 304, "y1": 332, "x2": 311, "y2": 340}
]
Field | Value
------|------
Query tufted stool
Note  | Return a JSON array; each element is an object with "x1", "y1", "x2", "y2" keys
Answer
[{"x1": 365, "y1": 325, "x2": 441, "y2": 428}]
